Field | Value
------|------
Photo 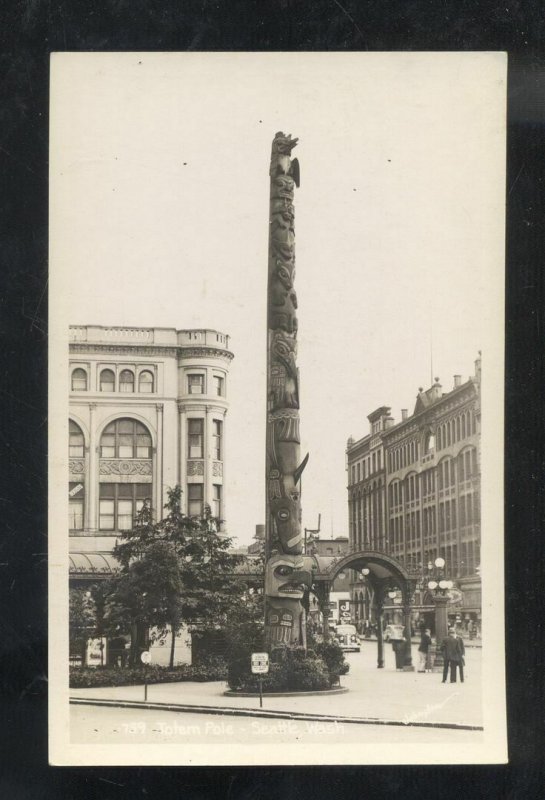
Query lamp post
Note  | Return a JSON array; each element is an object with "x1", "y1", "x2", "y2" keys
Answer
[
  {"x1": 427, "y1": 557, "x2": 454, "y2": 669},
  {"x1": 359, "y1": 567, "x2": 370, "y2": 624}
]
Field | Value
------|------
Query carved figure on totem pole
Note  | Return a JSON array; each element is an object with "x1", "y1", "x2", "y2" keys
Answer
[
  {"x1": 265, "y1": 132, "x2": 310, "y2": 649},
  {"x1": 265, "y1": 554, "x2": 312, "y2": 647}
]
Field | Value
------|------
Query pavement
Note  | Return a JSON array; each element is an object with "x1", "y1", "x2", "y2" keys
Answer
[{"x1": 71, "y1": 641, "x2": 482, "y2": 731}]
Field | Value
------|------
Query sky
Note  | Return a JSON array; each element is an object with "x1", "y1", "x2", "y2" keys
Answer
[{"x1": 50, "y1": 52, "x2": 505, "y2": 546}]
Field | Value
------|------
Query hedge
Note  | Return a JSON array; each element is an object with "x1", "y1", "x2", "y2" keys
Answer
[
  {"x1": 228, "y1": 647, "x2": 338, "y2": 693},
  {"x1": 70, "y1": 658, "x2": 227, "y2": 688}
]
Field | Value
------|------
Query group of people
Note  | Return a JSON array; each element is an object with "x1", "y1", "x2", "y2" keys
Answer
[{"x1": 392, "y1": 626, "x2": 466, "y2": 683}]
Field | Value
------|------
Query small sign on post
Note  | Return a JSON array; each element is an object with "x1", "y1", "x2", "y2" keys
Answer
[
  {"x1": 140, "y1": 650, "x2": 151, "y2": 701},
  {"x1": 251, "y1": 652, "x2": 269, "y2": 708}
]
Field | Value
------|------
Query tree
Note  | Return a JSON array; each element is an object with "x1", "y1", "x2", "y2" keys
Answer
[
  {"x1": 69, "y1": 587, "x2": 97, "y2": 664},
  {"x1": 109, "y1": 486, "x2": 245, "y2": 667}
]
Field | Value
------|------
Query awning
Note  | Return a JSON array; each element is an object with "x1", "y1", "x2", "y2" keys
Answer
[{"x1": 69, "y1": 552, "x2": 119, "y2": 575}]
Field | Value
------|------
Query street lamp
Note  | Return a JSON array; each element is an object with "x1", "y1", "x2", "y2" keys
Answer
[{"x1": 427, "y1": 558, "x2": 454, "y2": 668}]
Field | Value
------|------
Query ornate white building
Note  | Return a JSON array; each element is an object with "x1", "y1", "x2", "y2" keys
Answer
[{"x1": 69, "y1": 325, "x2": 234, "y2": 578}]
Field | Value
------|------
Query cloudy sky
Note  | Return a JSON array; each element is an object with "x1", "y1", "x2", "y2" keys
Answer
[{"x1": 51, "y1": 52, "x2": 505, "y2": 546}]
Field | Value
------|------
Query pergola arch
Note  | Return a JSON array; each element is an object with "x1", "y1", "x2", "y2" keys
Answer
[{"x1": 306, "y1": 549, "x2": 416, "y2": 670}]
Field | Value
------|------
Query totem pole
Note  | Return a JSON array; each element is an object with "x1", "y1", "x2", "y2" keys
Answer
[{"x1": 265, "y1": 132, "x2": 312, "y2": 650}]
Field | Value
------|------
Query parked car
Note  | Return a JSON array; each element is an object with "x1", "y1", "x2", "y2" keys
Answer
[
  {"x1": 334, "y1": 624, "x2": 361, "y2": 652},
  {"x1": 383, "y1": 624, "x2": 404, "y2": 642}
]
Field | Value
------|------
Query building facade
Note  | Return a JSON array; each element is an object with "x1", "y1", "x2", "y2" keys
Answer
[
  {"x1": 346, "y1": 355, "x2": 482, "y2": 632},
  {"x1": 69, "y1": 325, "x2": 233, "y2": 582}
]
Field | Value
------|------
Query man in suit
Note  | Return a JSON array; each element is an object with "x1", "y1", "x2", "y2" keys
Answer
[{"x1": 441, "y1": 628, "x2": 465, "y2": 683}]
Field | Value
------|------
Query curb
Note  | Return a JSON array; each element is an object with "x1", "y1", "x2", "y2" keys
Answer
[
  {"x1": 69, "y1": 696, "x2": 483, "y2": 732},
  {"x1": 223, "y1": 688, "x2": 348, "y2": 698}
]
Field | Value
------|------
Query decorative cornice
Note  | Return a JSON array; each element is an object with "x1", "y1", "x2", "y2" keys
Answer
[
  {"x1": 179, "y1": 346, "x2": 234, "y2": 361},
  {"x1": 70, "y1": 344, "x2": 179, "y2": 356},
  {"x1": 70, "y1": 342, "x2": 234, "y2": 362}
]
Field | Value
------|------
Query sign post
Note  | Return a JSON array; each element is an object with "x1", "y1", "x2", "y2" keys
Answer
[
  {"x1": 251, "y1": 652, "x2": 269, "y2": 708},
  {"x1": 140, "y1": 650, "x2": 151, "y2": 701}
]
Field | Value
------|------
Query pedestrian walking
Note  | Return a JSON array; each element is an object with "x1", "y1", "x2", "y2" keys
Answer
[
  {"x1": 417, "y1": 627, "x2": 432, "y2": 672},
  {"x1": 440, "y1": 627, "x2": 465, "y2": 683}
]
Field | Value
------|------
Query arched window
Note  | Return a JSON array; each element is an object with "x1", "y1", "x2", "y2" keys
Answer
[
  {"x1": 69, "y1": 420, "x2": 85, "y2": 457},
  {"x1": 100, "y1": 419, "x2": 152, "y2": 459},
  {"x1": 437, "y1": 427, "x2": 442, "y2": 450},
  {"x1": 456, "y1": 417, "x2": 461, "y2": 441},
  {"x1": 119, "y1": 369, "x2": 135, "y2": 393},
  {"x1": 100, "y1": 369, "x2": 115, "y2": 392},
  {"x1": 461, "y1": 413, "x2": 466, "y2": 439},
  {"x1": 71, "y1": 368, "x2": 87, "y2": 391},
  {"x1": 138, "y1": 370, "x2": 154, "y2": 393},
  {"x1": 69, "y1": 421, "x2": 85, "y2": 530}
]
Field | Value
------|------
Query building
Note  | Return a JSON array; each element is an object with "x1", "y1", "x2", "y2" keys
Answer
[
  {"x1": 247, "y1": 524, "x2": 265, "y2": 556},
  {"x1": 346, "y1": 355, "x2": 482, "y2": 632},
  {"x1": 68, "y1": 325, "x2": 233, "y2": 662}
]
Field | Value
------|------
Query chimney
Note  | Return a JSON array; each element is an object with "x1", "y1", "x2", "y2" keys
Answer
[
  {"x1": 453, "y1": 375, "x2": 461, "y2": 388},
  {"x1": 401, "y1": 409, "x2": 408, "y2": 421},
  {"x1": 384, "y1": 416, "x2": 395, "y2": 429},
  {"x1": 475, "y1": 351, "x2": 482, "y2": 381}
]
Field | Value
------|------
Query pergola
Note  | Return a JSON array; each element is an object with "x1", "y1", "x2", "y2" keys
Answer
[{"x1": 304, "y1": 550, "x2": 417, "y2": 670}]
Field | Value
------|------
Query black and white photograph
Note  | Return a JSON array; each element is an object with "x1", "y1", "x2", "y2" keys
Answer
[{"x1": 48, "y1": 51, "x2": 507, "y2": 766}]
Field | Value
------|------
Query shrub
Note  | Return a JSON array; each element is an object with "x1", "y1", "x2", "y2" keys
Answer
[
  {"x1": 70, "y1": 658, "x2": 227, "y2": 688},
  {"x1": 228, "y1": 646, "x2": 332, "y2": 693},
  {"x1": 313, "y1": 640, "x2": 350, "y2": 681}
]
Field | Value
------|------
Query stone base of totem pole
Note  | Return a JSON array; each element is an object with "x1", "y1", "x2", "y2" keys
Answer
[{"x1": 224, "y1": 687, "x2": 348, "y2": 698}]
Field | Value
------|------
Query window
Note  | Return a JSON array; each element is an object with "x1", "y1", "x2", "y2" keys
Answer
[
  {"x1": 69, "y1": 482, "x2": 84, "y2": 530},
  {"x1": 100, "y1": 419, "x2": 152, "y2": 459},
  {"x1": 99, "y1": 483, "x2": 150, "y2": 531},
  {"x1": 424, "y1": 431, "x2": 435, "y2": 453},
  {"x1": 188, "y1": 484, "x2": 203, "y2": 516},
  {"x1": 213, "y1": 484, "x2": 222, "y2": 519},
  {"x1": 119, "y1": 369, "x2": 135, "y2": 393},
  {"x1": 213, "y1": 420, "x2": 222, "y2": 460},
  {"x1": 69, "y1": 420, "x2": 85, "y2": 457},
  {"x1": 188, "y1": 419, "x2": 204, "y2": 458},
  {"x1": 100, "y1": 369, "x2": 115, "y2": 392},
  {"x1": 71, "y1": 368, "x2": 87, "y2": 391},
  {"x1": 138, "y1": 370, "x2": 154, "y2": 393},
  {"x1": 214, "y1": 375, "x2": 224, "y2": 396},
  {"x1": 188, "y1": 374, "x2": 204, "y2": 394}
]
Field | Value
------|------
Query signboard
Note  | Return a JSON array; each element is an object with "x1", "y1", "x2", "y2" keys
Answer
[
  {"x1": 140, "y1": 650, "x2": 151, "y2": 664},
  {"x1": 251, "y1": 652, "x2": 269, "y2": 674},
  {"x1": 339, "y1": 599, "x2": 351, "y2": 620},
  {"x1": 447, "y1": 588, "x2": 464, "y2": 606},
  {"x1": 85, "y1": 637, "x2": 107, "y2": 667}
]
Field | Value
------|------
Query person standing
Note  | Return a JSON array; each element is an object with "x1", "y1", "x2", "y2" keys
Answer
[
  {"x1": 441, "y1": 628, "x2": 465, "y2": 683},
  {"x1": 391, "y1": 628, "x2": 406, "y2": 670},
  {"x1": 417, "y1": 627, "x2": 432, "y2": 672}
]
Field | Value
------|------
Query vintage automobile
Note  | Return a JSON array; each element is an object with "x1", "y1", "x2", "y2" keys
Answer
[{"x1": 334, "y1": 624, "x2": 361, "y2": 652}]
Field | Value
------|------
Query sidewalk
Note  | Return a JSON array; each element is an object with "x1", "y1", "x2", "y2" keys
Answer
[{"x1": 71, "y1": 646, "x2": 482, "y2": 730}]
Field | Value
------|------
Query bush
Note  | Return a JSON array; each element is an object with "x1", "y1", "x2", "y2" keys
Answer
[
  {"x1": 312, "y1": 640, "x2": 350, "y2": 681},
  {"x1": 70, "y1": 658, "x2": 227, "y2": 688},
  {"x1": 228, "y1": 647, "x2": 332, "y2": 693}
]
